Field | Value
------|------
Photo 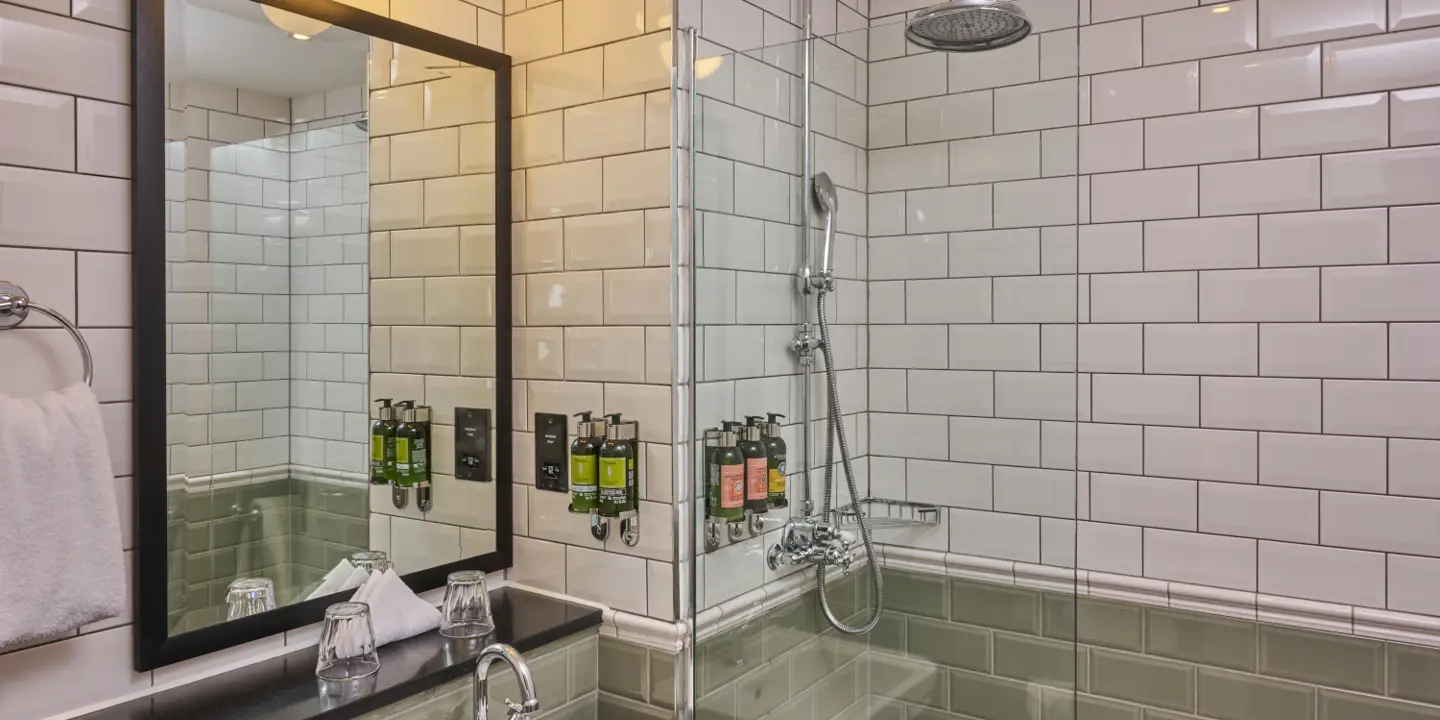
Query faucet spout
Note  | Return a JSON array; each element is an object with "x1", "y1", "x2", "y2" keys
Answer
[{"x1": 474, "y1": 643, "x2": 540, "y2": 720}]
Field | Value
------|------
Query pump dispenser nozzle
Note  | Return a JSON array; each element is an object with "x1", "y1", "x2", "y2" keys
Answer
[
  {"x1": 744, "y1": 415, "x2": 765, "y2": 426},
  {"x1": 767, "y1": 413, "x2": 786, "y2": 424},
  {"x1": 604, "y1": 412, "x2": 624, "y2": 425}
]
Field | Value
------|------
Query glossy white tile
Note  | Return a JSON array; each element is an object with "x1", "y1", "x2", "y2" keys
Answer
[
  {"x1": 1201, "y1": 44, "x2": 1320, "y2": 110},
  {"x1": 1145, "y1": 1, "x2": 1257, "y2": 65},
  {"x1": 1091, "y1": 62, "x2": 1199, "y2": 122},
  {"x1": 1324, "y1": 27, "x2": 1440, "y2": 97}
]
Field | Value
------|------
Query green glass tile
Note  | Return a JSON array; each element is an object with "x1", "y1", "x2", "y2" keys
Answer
[
  {"x1": 185, "y1": 492, "x2": 213, "y2": 523},
  {"x1": 1090, "y1": 649, "x2": 1196, "y2": 712},
  {"x1": 647, "y1": 649, "x2": 674, "y2": 709},
  {"x1": 543, "y1": 696, "x2": 599, "y2": 720},
  {"x1": 1145, "y1": 607, "x2": 1257, "y2": 672},
  {"x1": 570, "y1": 637, "x2": 599, "y2": 701},
  {"x1": 870, "y1": 611, "x2": 907, "y2": 656},
  {"x1": 597, "y1": 637, "x2": 647, "y2": 701},
  {"x1": 327, "y1": 486, "x2": 368, "y2": 517},
  {"x1": 907, "y1": 616, "x2": 991, "y2": 672},
  {"x1": 1319, "y1": 689, "x2": 1440, "y2": 720},
  {"x1": 870, "y1": 652, "x2": 948, "y2": 710},
  {"x1": 831, "y1": 697, "x2": 869, "y2": 720},
  {"x1": 812, "y1": 657, "x2": 859, "y2": 720},
  {"x1": 1044, "y1": 595, "x2": 1145, "y2": 651},
  {"x1": 185, "y1": 523, "x2": 211, "y2": 552},
  {"x1": 735, "y1": 658, "x2": 790, "y2": 720},
  {"x1": 700, "y1": 622, "x2": 764, "y2": 695},
  {"x1": 951, "y1": 579, "x2": 1042, "y2": 634},
  {"x1": 600, "y1": 692, "x2": 671, "y2": 720},
  {"x1": 344, "y1": 517, "x2": 370, "y2": 547},
  {"x1": 824, "y1": 574, "x2": 860, "y2": 620},
  {"x1": 868, "y1": 698, "x2": 907, "y2": 720},
  {"x1": 1197, "y1": 667, "x2": 1315, "y2": 720},
  {"x1": 949, "y1": 668, "x2": 1040, "y2": 719},
  {"x1": 994, "y1": 631, "x2": 1086, "y2": 691},
  {"x1": 1388, "y1": 643, "x2": 1440, "y2": 706},
  {"x1": 212, "y1": 517, "x2": 244, "y2": 548},
  {"x1": 908, "y1": 707, "x2": 978, "y2": 720},
  {"x1": 767, "y1": 691, "x2": 813, "y2": 720},
  {"x1": 211, "y1": 547, "x2": 237, "y2": 580},
  {"x1": 763, "y1": 596, "x2": 817, "y2": 661},
  {"x1": 887, "y1": 570, "x2": 950, "y2": 619},
  {"x1": 186, "y1": 554, "x2": 212, "y2": 583},
  {"x1": 694, "y1": 685, "x2": 736, "y2": 720},
  {"x1": 211, "y1": 489, "x2": 238, "y2": 519},
  {"x1": 1259, "y1": 625, "x2": 1383, "y2": 694},
  {"x1": 1042, "y1": 689, "x2": 1143, "y2": 720},
  {"x1": 1143, "y1": 712, "x2": 1202, "y2": 720}
]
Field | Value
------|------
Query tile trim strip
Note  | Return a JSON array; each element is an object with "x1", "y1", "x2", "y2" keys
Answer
[{"x1": 874, "y1": 544, "x2": 1440, "y2": 649}]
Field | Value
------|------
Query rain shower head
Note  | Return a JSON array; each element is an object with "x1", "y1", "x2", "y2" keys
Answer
[{"x1": 904, "y1": 0, "x2": 1032, "y2": 52}]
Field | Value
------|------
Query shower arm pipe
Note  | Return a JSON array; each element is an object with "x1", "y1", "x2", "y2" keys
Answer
[{"x1": 799, "y1": 0, "x2": 815, "y2": 517}]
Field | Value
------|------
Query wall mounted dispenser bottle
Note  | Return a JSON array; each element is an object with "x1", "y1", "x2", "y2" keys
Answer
[
  {"x1": 761, "y1": 413, "x2": 788, "y2": 509},
  {"x1": 371, "y1": 399, "x2": 398, "y2": 486},
  {"x1": 395, "y1": 402, "x2": 432, "y2": 511},
  {"x1": 740, "y1": 418, "x2": 768, "y2": 533},
  {"x1": 706, "y1": 427, "x2": 745, "y2": 548},
  {"x1": 592, "y1": 413, "x2": 640, "y2": 546},
  {"x1": 569, "y1": 412, "x2": 603, "y2": 513}
]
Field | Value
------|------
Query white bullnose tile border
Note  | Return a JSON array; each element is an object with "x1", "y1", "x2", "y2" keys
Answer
[{"x1": 878, "y1": 544, "x2": 1440, "y2": 649}]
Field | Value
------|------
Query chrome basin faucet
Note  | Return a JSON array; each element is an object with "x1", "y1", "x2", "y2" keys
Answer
[{"x1": 474, "y1": 643, "x2": 540, "y2": 720}]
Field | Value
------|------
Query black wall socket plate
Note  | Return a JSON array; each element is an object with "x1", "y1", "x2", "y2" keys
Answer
[
  {"x1": 535, "y1": 412, "x2": 568, "y2": 493},
  {"x1": 455, "y1": 407, "x2": 491, "y2": 482}
]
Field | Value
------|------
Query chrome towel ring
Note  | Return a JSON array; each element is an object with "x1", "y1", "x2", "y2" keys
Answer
[{"x1": 0, "y1": 280, "x2": 94, "y2": 387}]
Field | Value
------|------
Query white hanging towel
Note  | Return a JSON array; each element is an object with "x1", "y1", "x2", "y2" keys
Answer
[{"x1": 0, "y1": 383, "x2": 126, "y2": 648}]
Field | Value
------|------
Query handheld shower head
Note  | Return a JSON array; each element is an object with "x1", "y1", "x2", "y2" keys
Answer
[
  {"x1": 812, "y1": 172, "x2": 838, "y2": 216},
  {"x1": 811, "y1": 173, "x2": 838, "y2": 287}
]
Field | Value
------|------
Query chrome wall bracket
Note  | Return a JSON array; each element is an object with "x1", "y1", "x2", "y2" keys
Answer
[{"x1": 590, "y1": 510, "x2": 640, "y2": 546}]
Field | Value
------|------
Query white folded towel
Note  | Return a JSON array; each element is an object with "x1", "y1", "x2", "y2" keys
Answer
[
  {"x1": 349, "y1": 569, "x2": 441, "y2": 648},
  {"x1": 0, "y1": 383, "x2": 126, "y2": 648},
  {"x1": 306, "y1": 560, "x2": 374, "y2": 601}
]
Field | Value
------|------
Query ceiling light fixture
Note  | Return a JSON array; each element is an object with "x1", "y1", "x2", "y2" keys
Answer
[{"x1": 261, "y1": 5, "x2": 331, "y2": 40}]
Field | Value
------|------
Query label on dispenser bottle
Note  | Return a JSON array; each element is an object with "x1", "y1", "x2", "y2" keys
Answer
[
  {"x1": 720, "y1": 464, "x2": 744, "y2": 509},
  {"x1": 599, "y1": 456, "x2": 627, "y2": 504},
  {"x1": 746, "y1": 458, "x2": 768, "y2": 501},
  {"x1": 769, "y1": 458, "x2": 787, "y2": 494}
]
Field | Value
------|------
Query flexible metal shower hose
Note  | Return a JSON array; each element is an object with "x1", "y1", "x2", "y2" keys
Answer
[{"x1": 814, "y1": 291, "x2": 884, "y2": 635}]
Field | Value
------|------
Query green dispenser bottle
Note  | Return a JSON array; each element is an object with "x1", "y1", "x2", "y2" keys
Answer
[
  {"x1": 761, "y1": 413, "x2": 787, "y2": 508},
  {"x1": 371, "y1": 399, "x2": 398, "y2": 485},
  {"x1": 570, "y1": 412, "x2": 605, "y2": 513},
  {"x1": 394, "y1": 402, "x2": 431, "y2": 510},
  {"x1": 708, "y1": 428, "x2": 745, "y2": 523},
  {"x1": 598, "y1": 413, "x2": 637, "y2": 518},
  {"x1": 738, "y1": 420, "x2": 768, "y2": 516}
]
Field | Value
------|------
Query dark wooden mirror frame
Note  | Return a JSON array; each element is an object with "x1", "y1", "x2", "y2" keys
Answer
[{"x1": 132, "y1": 0, "x2": 513, "y2": 671}]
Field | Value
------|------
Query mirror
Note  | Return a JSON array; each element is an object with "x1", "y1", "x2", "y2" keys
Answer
[{"x1": 138, "y1": 0, "x2": 512, "y2": 668}]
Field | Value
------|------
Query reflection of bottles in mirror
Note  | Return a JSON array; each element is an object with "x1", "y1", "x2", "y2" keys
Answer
[
  {"x1": 226, "y1": 577, "x2": 277, "y2": 620},
  {"x1": 569, "y1": 412, "x2": 604, "y2": 514}
]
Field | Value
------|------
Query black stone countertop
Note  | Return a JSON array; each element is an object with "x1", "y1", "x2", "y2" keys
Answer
[{"x1": 77, "y1": 588, "x2": 602, "y2": 720}]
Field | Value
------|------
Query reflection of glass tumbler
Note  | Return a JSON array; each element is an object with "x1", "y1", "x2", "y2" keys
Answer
[
  {"x1": 226, "y1": 578, "x2": 277, "y2": 620},
  {"x1": 440, "y1": 570, "x2": 495, "y2": 638},
  {"x1": 350, "y1": 550, "x2": 391, "y2": 574},
  {"x1": 315, "y1": 602, "x2": 381, "y2": 680}
]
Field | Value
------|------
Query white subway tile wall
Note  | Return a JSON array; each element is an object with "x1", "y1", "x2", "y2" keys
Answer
[
  {"x1": 857, "y1": 0, "x2": 1440, "y2": 622},
  {"x1": 437, "y1": 0, "x2": 678, "y2": 621}
]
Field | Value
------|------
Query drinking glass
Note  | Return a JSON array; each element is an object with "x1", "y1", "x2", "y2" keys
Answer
[
  {"x1": 350, "y1": 550, "x2": 391, "y2": 574},
  {"x1": 225, "y1": 578, "x2": 277, "y2": 620},
  {"x1": 315, "y1": 602, "x2": 381, "y2": 680},
  {"x1": 439, "y1": 570, "x2": 494, "y2": 638}
]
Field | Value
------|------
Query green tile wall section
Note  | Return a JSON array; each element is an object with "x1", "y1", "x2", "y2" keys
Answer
[
  {"x1": 168, "y1": 477, "x2": 369, "y2": 633},
  {"x1": 867, "y1": 569, "x2": 1440, "y2": 720},
  {"x1": 354, "y1": 629, "x2": 600, "y2": 720}
]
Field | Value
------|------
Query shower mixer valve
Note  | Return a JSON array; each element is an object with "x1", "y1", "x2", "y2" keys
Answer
[{"x1": 767, "y1": 518, "x2": 855, "y2": 574}]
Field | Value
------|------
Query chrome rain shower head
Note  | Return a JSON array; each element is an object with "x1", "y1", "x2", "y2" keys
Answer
[{"x1": 905, "y1": 0, "x2": 1032, "y2": 52}]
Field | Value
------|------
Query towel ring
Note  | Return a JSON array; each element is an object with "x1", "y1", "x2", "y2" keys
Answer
[{"x1": 0, "y1": 281, "x2": 94, "y2": 386}]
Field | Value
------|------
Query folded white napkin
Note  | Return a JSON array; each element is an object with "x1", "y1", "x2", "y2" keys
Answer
[
  {"x1": 349, "y1": 569, "x2": 442, "y2": 648},
  {"x1": 306, "y1": 559, "x2": 371, "y2": 601}
]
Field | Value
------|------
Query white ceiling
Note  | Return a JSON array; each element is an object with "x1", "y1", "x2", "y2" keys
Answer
[{"x1": 170, "y1": 0, "x2": 369, "y2": 99}]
